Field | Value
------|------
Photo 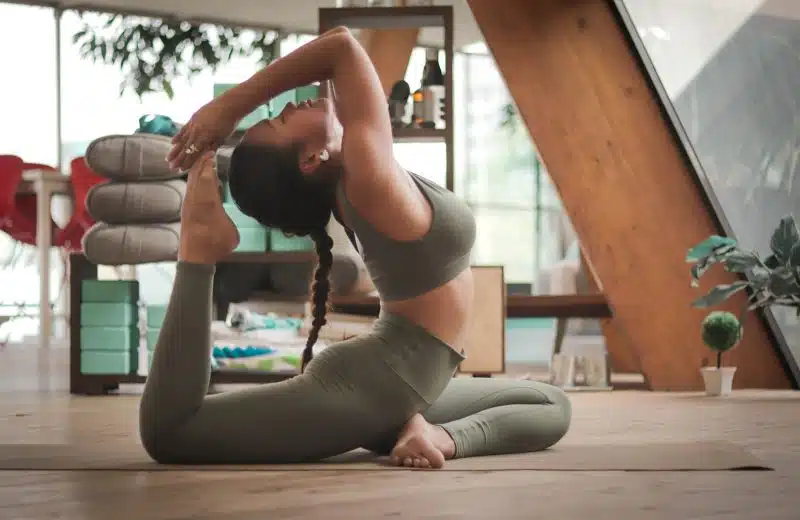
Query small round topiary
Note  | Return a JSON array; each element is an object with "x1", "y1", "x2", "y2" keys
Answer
[{"x1": 701, "y1": 311, "x2": 742, "y2": 353}]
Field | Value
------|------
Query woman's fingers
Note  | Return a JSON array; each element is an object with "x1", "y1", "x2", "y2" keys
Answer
[
  {"x1": 168, "y1": 128, "x2": 202, "y2": 171},
  {"x1": 171, "y1": 123, "x2": 188, "y2": 145},
  {"x1": 167, "y1": 124, "x2": 192, "y2": 162}
]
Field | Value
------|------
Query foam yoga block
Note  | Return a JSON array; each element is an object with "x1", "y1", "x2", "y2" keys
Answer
[
  {"x1": 269, "y1": 230, "x2": 313, "y2": 252},
  {"x1": 86, "y1": 179, "x2": 186, "y2": 224},
  {"x1": 82, "y1": 223, "x2": 180, "y2": 266},
  {"x1": 81, "y1": 350, "x2": 138, "y2": 375},
  {"x1": 223, "y1": 203, "x2": 261, "y2": 229},
  {"x1": 80, "y1": 326, "x2": 140, "y2": 351},
  {"x1": 80, "y1": 303, "x2": 138, "y2": 327},
  {"x1": 86, "y1": 134, "x2": 183, "y2": 181},
  {"x1": 234, "y1": 228, "x2": 269, "y2": 253},
  {"x1": 82, "y1": 279, "x2": 139, "y2": 304}
]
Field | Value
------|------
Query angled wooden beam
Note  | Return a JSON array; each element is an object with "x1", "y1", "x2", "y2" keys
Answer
[
  {"x1": 580, "y1": 250, "x2": 643, "y2": 377},
  {"x1": 467, "y1": 0, "x2": 791, "y2": 390},
  {"x1": 358, "y1": 27, "x2": 420, "y2": 96}
]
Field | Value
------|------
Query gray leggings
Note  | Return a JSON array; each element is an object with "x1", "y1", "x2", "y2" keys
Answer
[{"x1": 139, "y1": 262, "x2": 572, "y2": 464}]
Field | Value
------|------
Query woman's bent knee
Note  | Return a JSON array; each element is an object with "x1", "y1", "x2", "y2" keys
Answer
[
  {"x1": 139, "y1": 411, "x2": 184, "y2": 464},
  {"x1": 523, "y1": 382, "x2": 572, "y2": 451}
]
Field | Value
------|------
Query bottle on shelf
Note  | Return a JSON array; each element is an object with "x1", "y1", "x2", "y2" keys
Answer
[
  {"x1": 388, "y1": 80, "x2": 411, "y2": 128},
  {"x1": 412, "y1": 48, "x2": 446, "y2": 129}
]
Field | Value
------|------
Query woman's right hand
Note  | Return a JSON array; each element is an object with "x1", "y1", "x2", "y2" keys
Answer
[{"x1": 168, "y1": 99, "x2": 241, "y2": 172}]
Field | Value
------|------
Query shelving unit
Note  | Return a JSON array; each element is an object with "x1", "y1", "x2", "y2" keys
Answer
[
  {"x1": 69, "y1": 248, "x2": 613, "y2": 395},
  {"x1": 319, "y1": 5, "x2": 455, "y2": 190}
]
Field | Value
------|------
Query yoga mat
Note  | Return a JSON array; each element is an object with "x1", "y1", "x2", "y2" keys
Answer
[{"x1": 0, "y1": 442, "x2": 770, "y2": 472}]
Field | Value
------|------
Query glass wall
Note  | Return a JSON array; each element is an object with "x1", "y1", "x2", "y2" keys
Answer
[
  {"x1": 0, "y1": 3, "x2": 60, "y2": 339},
  {"x1": 0, "y1": 3, "x2": 572, "y2": 342},
  {"x1": 620, "y1": 0, "x2": 800, "y2": 362}
]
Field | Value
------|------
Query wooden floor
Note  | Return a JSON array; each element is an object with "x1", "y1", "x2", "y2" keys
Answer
[{"x1": 1, "y1": 343, "x2": 798, "y2": 520}]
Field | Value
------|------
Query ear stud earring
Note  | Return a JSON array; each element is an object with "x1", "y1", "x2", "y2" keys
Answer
[{"x1": 319, "y1": 149, "x2": 330, "y2": 162}]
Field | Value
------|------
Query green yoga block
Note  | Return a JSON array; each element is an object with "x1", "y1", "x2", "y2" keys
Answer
[
  {"x1": 80, "y1": 326, "x2": 139, "y2": 352},
  {"x1": 81, "y1": 280, "x2": 139, "y2": 304},
  {"x1": 269, "y1": 229, "x2": 313, "y2": 252},
  {"x1": 214, "y1": 83, "x2": 268, "y2": 129},
  {"x1": 269, "y1": 90, "x2": 297, "y2": 117},
  {"x1": 223, "y1": 203, "x2": 262, "y2": 229},
  {"x1": 146, "y1": 329, "x2": 161, "y2": 350},
  {"x1": 80, "y1": 303, "x2": 138, "y2": 327},
  {"x1": 81, "y1": 350, "x2": 138, "y2": 375},
  {"x1": 234, "y1": 227, "x2": 269, "y2": 253},
  {"x1": 295, "y1": 84, "x2": 320, "y2": 103},
  {"x1": 146, "y1": 305, "x2": 167, "y2": 329}
]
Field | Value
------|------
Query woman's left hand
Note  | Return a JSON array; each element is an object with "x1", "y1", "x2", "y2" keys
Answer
[{"x1": 168, "y1": 99, "x2": 240, "y2": 171}]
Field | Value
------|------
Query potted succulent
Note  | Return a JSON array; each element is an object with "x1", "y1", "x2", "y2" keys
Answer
[{"x1": 687, "y1": 214, "x2": 800, "y2": 395}]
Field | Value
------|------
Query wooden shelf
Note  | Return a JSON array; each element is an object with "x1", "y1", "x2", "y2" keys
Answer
[
  {"x1": 392, "y1": 127, "x2": 446, "y2": 143},
  {"x1": 331, "y1": 293, "x2": 613, "y2": 319},
  {"x1": 320, "y1": 5, "x2": 455, "y2": 191},
  {"x1": 318, "y1": 6, "x2": 451, "y2": 29},
  {"x1": 219, "y1": 251, "x2": 316, "y2": 264}
]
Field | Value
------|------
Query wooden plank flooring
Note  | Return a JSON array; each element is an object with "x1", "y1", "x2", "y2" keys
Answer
[{"x1": 1, "y1": 343, "x2": 798, "y2": 520}]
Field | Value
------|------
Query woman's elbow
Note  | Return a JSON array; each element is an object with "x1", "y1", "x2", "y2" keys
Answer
[{"x1": 329, "y1": 25, "x2": 353, "y2": 37}]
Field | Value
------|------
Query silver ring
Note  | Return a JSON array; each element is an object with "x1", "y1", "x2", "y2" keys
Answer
[{"x1": 185, "y1": 144, "x2": 200, "y2": 155}]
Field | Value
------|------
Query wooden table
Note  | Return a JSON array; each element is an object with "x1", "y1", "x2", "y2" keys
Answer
[
  {"x1": 333, "y1": 293, "x2": 613, "y2": 319},
  {"x1": 19, "y1": 170, "x2": 73, "y2": 349}
]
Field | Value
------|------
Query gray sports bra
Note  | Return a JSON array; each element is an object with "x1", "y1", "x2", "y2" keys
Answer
[{"x1": 335, "y1": 171, "x2": 476, "y2": 302}]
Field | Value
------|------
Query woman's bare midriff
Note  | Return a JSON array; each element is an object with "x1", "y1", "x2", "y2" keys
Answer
[{"x1": 381, "y1": 267, "x2": 474, "y2": 353}]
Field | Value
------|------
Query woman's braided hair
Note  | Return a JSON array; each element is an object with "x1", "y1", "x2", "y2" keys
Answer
[{"x1": 227, "y1": 143, "x2": 337, "y2": 373}]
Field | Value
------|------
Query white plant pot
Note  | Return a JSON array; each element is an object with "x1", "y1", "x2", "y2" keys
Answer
[{"x1": 700, "y1": 366, "x2": 737, "y2": 396}]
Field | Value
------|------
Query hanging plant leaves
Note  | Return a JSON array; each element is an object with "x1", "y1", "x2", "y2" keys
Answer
[
  {"x1": 71, "y1": 11, "x2": 282, "y2": 99},
  {"x1": 722, "y1": 250, "x2": 760, "y2": 273},
  {"x1": 692, "y1": 281, "x2": 750, "y2": 308},
  {"x1": 769, "y1": 214, "x2": 800, "y2": 264},
  {"x1": 685, "y1": 235, "x2": 737, "y2": 263}
]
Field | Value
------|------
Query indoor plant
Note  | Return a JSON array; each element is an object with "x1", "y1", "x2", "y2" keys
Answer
[
  {"x1": 71, "y1": 11, "x2": 280, "y2": 99},
  {"x1": 699, "y1": 311, "x2": 741, "y2": 395},
  {"x1": 687, "y1": 214, "x2": 800, "y2": 394}
]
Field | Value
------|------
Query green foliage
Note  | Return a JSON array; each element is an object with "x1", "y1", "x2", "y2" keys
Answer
[
  {"x1": 701, "y1": 311, "x2": 742, "y2": 353},
  {"x1": 687, "y1": 214, "x2": 800, "y2": 326},
  {"x1": 71, "y1": 11, "x2": 281, "y2": 99}
]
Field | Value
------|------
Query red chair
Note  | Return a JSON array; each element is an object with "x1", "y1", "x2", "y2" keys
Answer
[
  {"x1": 0, "y1": 155, "x2": 60, "y2": 246},
  {"x1": 53, "y1": 157, "x2": 106, "y2": 252}
]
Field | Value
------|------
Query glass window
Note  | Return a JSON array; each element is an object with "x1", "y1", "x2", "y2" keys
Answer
[
  {"x1": 0, "y1": 3, "x2": 58, "y2": 164},
  {"x1": 621, "y1": 0, "x2": 800, "y2": 366},
  {"x1": 459, "y1": 51, "x2": 570, "y2": 286},
  {"x1": 0, "y1": 3, "x2": 61, "y2": 339},
  {"x1": 471, "y1": 207, "x2": 535, "y2": 284},
  {"x1": 59, "y1": 10, "x2": 267, "y2": 168}
]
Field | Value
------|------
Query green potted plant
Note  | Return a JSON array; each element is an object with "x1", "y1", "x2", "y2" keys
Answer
[
  {"x1": 699, "y1": 311, "x2": 741, "y2": 395},
  {"x1": 686, "y1": 214, "x2": 800, "y2": 394}
]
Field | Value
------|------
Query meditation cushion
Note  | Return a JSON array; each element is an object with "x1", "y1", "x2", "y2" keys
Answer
[
  {"x1": 86, "y1": 179, "x2": 186, "y2": 225},
  {"x1": 86, "y1": 134, "x2": 181, "y2": 181},
  {"x1": 82, "y1": 223, "x2": 180, "y2": 266}
]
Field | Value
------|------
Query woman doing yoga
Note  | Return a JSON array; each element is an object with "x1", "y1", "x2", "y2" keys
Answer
[{"x1": 141, "y1": 26, "x2": 571, "y2": 469}]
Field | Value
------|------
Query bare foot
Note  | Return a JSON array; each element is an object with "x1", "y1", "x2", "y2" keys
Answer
[
  {"x1": 179, "y1": 152, "x2": 240, "y2": 264},
  {"x1": 390, "y1": 414, "x2": 455, "y2": 470}
]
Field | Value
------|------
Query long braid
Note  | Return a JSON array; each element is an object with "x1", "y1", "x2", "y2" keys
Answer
[{"x1": 301, "y1": 228, "x2": 334, "y2": 372}]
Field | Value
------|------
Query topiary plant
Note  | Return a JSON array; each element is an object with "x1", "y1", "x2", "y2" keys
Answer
[
  {"x1": 701, "y1": 311, "x2": 742, "y2": 368},
  {"x1": 687, "y1": 214, "x2": 800, "y2": 322}
]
